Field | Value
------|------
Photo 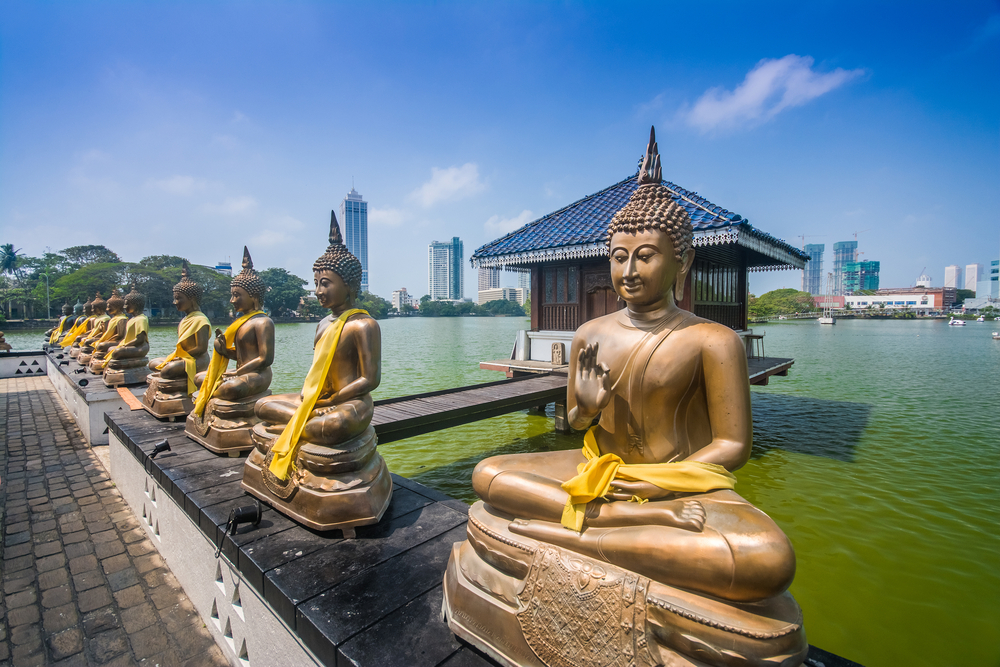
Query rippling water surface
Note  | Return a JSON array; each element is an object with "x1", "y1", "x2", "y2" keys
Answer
[{"x1": 12, "y1": 316, "x2": 1000, "y2": 666}]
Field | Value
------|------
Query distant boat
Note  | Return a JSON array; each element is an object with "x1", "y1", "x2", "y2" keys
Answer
[
  {"x1": 948, "y1": 317, "x2": 966, "y2": 326},
  {"x1": 993, "y1": 332, "x2": 1000, "y2": 340},
  {"x1": 818, "y1": 273, "x2": 835, "y2": 324},
  {"x1": 778, "y1": 315, "x2": 787, "y2": 320},
  {"x1": 818, "y1": 316, "x2": 835, "y2": 325},
  {"x1": 976, "y1": 315, "x2": 985, "y2": 322}
]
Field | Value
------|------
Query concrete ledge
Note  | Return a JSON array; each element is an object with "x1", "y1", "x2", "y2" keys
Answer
[
  {"x1": 47, "y1": 350, "x2": 143, "y2": 445},
  {"x1": 0, "y1": 349, "x2": 47, "y2": 378}
]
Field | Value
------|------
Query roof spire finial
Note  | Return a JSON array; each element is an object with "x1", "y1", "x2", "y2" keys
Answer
[
  {"x1": 638, "y1": 125, "x2": 662, "y2": 186},
  {"x1": 242, "y1": 245, "x2": 253, "y2": 271},
  {"x1": 329, "y1": 210, "x2": 344, "y2": 246}
]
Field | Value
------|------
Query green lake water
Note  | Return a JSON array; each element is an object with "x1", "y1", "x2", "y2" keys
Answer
[{"x1": 11, "y1": 317, "x2": 1000, "y2": 667}]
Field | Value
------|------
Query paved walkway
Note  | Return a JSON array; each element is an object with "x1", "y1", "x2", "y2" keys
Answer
[{"x1": 0, "y1": 377, "x2": 229, "y2": 667}]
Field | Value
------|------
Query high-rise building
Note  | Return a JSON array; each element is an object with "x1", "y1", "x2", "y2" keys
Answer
[
  {"x1": 391, "y1": 288, "x2": 417, "y2": 311},
  {"x1": 340, "y1": 188, "x2": 369, "y2": 294},
  {"x1": 965, "y1": 263, "x2": 984, "y2": 292},
  {"x1": 478, "y1": 267, "x2": 501, "y2": 292},
  {"x1": 831, "y1": 241, "x2": 858, "y2": 296},
  {"x1": 944, "y1": 265, "x2": 962, "y2": 289},
  {"x1": 518, "y1": 271, "x2": 530, "y2": 291},
  {"x1": 801, "y1": 244, "x2": 825, "y2": 295},
  {"x1": 428, "y1": 237, "x2": 464, "y2": 300},
  {"x1": 842, "y1": 260, "x2": 880, "y2": 293}
]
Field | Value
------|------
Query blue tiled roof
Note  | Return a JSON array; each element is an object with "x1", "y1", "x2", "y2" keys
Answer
[{"x1": 471, "y1": 174, "x2": 808, "y2": 269}]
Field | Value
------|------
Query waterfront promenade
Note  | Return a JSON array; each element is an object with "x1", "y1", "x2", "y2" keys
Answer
[{"x1": 0, "y1": 376, "x2": 228, "y2": 667}]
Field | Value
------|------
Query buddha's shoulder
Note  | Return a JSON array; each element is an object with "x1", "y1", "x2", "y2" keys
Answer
[
  {"x1": 676, "y1": 315, "x2": 744, "y2": 349},
  {"x1": 343, "y1": 312, "x2": 380, "y2": 335}
]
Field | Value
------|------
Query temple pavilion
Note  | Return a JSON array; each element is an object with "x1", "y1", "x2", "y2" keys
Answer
[{"x1": 472, "y1": 170, "x2": 808, "y2": 384}]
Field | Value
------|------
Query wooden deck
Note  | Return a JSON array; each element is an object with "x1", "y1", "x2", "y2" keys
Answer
[
  {"x1": 371, "y1": 356, "x2": 793, "y2": 443},
  {"x1": 371, "y1": 373, "x2": 567, "y2": 444}
]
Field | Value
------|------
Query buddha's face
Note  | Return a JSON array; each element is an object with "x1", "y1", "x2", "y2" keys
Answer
[
  {"x1": 230, "y1": 286, "x2": 258, "y2": 315},
  {"x1": 125, "y1": 302, "x2": 140, "y2": 316},
  {"x1": 93, "y1": 302, "x2": 107, "y2": 316},
  {"x1": 173, "y1": 290, "x2": 193, "y2": 314},
  {"x1": 315, "y1": 270, "x2": 351, "y2": 311},
  {"x1": 610, "y1": 229, "x2": 693, "y2": 308}
]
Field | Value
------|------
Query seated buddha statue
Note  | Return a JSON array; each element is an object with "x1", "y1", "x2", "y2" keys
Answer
[
  {"x1": 54, "y1": 300, "x2": 85, "y2": 347},
  {"x1": 103, "y1": 284, "x2": 151, "y2": 387},
  {"x1": 186, "y1": 247, "x2": 275, "y2": 455},
  {"x1": 77, "y1": 293, "x2": 111, "y2": 365},
  {"x1": 0, "y1": 332, "x2": 10, "y2": 352},
  {"x1": 242, "y1": 213, "x2": 391, "y2": 535},
  {"x1": 64, "y1": 299, "x2": 95, "y2": 357},
  {"x1": 142, "y1": 263, "x2": 212, "y2": 419},
  {"x1": 44, "y1": 303, "x2": 74, "y2": 349},
  {"x1": 443, "y1": 128, "x2": 807, "y2": 667},
  {"x1": 88, "y1": 290, "x2": 129, "y2": 374}
]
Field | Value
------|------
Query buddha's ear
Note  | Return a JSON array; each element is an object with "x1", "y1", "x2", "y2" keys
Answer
[{"x1": 674, "y1": 248, "x2": 695, "y2": 302}]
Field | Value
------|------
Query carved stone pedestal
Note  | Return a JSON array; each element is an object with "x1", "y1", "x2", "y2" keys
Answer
[
  {"x1": 142, "y1": 373, "x2": 194, "y2": 419},
  {"x1": 443, "y1": 502, "x2": 808, "y2": 667},
  {"x1": 88, "y1": 353, "x2": 111, "y2": 375},
  {"x1": 77, "y1": 348, "x2": 96, "y2": 366},
  {"x1": 241, "y1": 424, "x2": 392, "y2": 534},
  {"x1": 69, "y1": 346, "x2": 82, "y2": 359},
  {"x1": 184, "y1": 391, "x2": 271, "y2": 456},
  {"x1": 103, "y1": 360, "x2": 151, "y2": 388}
]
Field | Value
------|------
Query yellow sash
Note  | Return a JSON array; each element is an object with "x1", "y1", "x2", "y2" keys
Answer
[
  {"x1": 94, "y1": 315, "x2": 128, "y2": 347},
  {"x1": 49, "y1": 316, "x2": 69, "y2": 344},
  {"x1": 60, "y1": 317, "x2": 93, "y2": 348},
  {"x1": 268, "y1": 309, "x2": 368, "y2": 481},
  {"x1": 560, "y1": 427, "x2": 738, "y2": 532},
  {"x1": 192, "y1": 310, "x2": 265, "y2": 418},
  {"x1": 111, "y1": 314, "x2": 149, "y2": 352},
  {"x1": 84, "y1": 314, "x2": 111, "y2": 345},
  {"x1": 156, "y1": 311, "x2": 211, "y2": 394}
]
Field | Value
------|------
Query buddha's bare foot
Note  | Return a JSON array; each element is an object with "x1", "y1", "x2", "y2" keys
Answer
[{"x1": 661, "y1": 500, "x2": 706, "y2": 532}]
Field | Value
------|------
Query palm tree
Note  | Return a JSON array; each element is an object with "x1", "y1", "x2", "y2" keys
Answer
[{"x1": 1, "y1": 244, "x2": 25, "y2": 319}]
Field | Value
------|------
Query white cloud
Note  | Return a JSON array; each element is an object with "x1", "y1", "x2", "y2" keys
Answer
[
  {"x1": 201, "y1": 196, "x2": 258, "y2": 215},
  {"x1": 144, "y1": 175, "x2": 207, "y2": 196},
  {"x1": 684, "y1": 55, "x2": 864, "y2": 132},
  {"x1": 408, "y1": 163, "x2": 485, "y2": 207},
  {"x1": 485, "y1": 209, "x2": 534, "y2": 234},
  {"x1": 248, "y1": 216, "x2": 303, "y2": 246},
  {"x1": 369, "y1": 207, "x2": 407, "y2": 227}
]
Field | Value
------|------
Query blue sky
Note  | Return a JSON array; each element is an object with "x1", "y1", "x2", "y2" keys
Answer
[{"x1": 2, "y1": 1, "x2": 997, "y2": 299}]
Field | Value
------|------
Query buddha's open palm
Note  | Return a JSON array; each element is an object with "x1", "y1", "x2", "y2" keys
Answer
[{"x1": 575, "y1": 342, "x2": 611, "y2": 415}]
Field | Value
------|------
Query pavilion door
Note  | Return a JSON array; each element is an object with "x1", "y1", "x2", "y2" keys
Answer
[{"x1": 587, "y1": 287, "x2": 619, "y2": 319}]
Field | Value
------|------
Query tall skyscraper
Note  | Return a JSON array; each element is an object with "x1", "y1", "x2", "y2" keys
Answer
[
  {"x1": 478, "y1": 267, "x2": 501, "y2": 292},
  {"x1": 801, "y1": 244, "x2": 825, "y2": 295},
  {"x1": 965, "y1": 263, "x2": 984, "y2": 292},
  {"x1": 842, "y1": 260, "x2": 880, "y2": 293},
  {"x1": 428, "y1": 237, "x2": 464, "y2": 300},
  {"x1": 944, "y1": 265, "x2": 962, "y2": 289},
  {"x1": 340, "y1": 188, "x2": 368, "y2": 294},
  {"x1": 832, "y1": 241, "x2": 858, "y2": 295}
]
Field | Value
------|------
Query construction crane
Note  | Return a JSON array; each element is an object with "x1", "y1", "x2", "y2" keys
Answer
[
  {"x1": 798, "y1": 234, "x2": 825, "y2": 251},
  {"x1": 852, "y1": 230, "x2": 869, "y2": 260}
]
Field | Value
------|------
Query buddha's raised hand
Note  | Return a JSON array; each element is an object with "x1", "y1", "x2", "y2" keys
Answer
[{"x1": 574, "y1": 342, "x2": 611, "y2": 416}]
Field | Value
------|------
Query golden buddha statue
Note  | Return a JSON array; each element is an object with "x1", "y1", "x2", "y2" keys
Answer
[
  {"x1": 64, "y1": 299, "x2": 95, "y2": 357},
  {"x1": 142, "y1": 263, "x2": 212, "y2": 419},
  {"x1": 443, "y1": 129, "x2": 807, "y2": 667},
  {"x1": 77, "y1": 293, "x2": 111, "y2": 365},
  {"x1": 103, "y1": 284, "x2": 151, "y2": 387},
  {"x1": 242, "y1": 213, "x2": 391, "y2": 534},
  {"x1": 186, "y1": 247, "x2": 275, "y2": 455},
  {"x1": 44, "y1": 303, "x2": 74, "y2": 348},
  {"x1": 88, "y1": 289, "x2": 129, "y2": 374}
]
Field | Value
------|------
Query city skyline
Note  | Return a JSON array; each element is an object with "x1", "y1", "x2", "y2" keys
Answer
[{"x1": 1, "y1": 3, "x2": 997, "y2": 299}]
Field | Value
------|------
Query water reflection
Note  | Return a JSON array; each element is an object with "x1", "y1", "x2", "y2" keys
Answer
[{"x1": 751, "y1": 393, "x2": 871, "y2": 462}]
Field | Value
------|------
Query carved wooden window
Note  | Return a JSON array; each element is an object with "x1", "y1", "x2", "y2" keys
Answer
[{"x1": 542, "y1": 266, "x2": 578, "y2": 303}]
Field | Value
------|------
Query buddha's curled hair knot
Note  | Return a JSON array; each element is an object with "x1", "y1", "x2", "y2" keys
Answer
[
  {"x1": 232, "y1": 246, "x2": 268, "y2": 302},
  {"x1": 313, "y1": 211, "x2": 362, "y2": 297},
  {"x1": 606, "y1": 126, "x2": 693, "y2": 261},
  {"x1": 124, "y1": 283, "x2": 146, "y2": 312},
  {"x1": 82, "y1": 299, "x2": 94, "y2": 316},
  {"x1": 91, "y1": 292, "x2": 107, "y2": 311},
  {"x1": 173, "y1": 261, "x2": 204, "y2": 303}
]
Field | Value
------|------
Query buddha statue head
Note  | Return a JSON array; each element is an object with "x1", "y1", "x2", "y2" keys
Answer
[
  {"x1": 106, "y1": 289, "x2": 125, "y2": 316},
  {"x1": 230, "y1": 246, "x2": 267, "y2": 314},
  {"x1": 312, "y1": 211, "x2": 363, "y2": 311},
  {"x1": 82, "y1": 299, "x2": 93, "y2": 317},
  {"x1": 606, "y1": 126, "x2": 695, "y2": 307},
  {"x1": 62, "y1": 303, "x2": 73, "y2": 317},
  {"x1": 124, "y1": 283, "x2": 146, "y2": 316},
  {"x1": 91, "y1": 292, "x2": 107, "y2": 316},
  {"x1": 173, "y1": 261, "x2": 203, "y2": 315},
  {"x1": 74, "y1": 299, "x2": 84, "y2": 316}
]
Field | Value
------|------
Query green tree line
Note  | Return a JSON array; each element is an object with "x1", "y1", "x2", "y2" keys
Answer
[{"x1": 748, "y1": 289, "x2": 818, "y2": 318}]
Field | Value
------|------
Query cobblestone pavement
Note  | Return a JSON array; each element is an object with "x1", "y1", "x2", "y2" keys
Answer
[{"x1": 0, "y1": 377, "x2": 229, "y2": 667}]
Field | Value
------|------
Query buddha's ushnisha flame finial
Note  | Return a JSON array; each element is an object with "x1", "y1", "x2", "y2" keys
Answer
[
  {"x1": 232, "y1": 246, "x2": 267, "y2": 302},
  {"x1": 638, "y1": 125, "x2": 662, "y2": 186},
  {"x1": 329, "y1": 210, "x2": 344, "y2": 246}
]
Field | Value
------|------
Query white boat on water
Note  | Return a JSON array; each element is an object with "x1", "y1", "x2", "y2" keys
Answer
[
  {"x1": 976, "y1": 315, "x2": 985, "y2": 322},
  {"x1": 818, "y1": 316, "x2": 835, "y2": 325},
  {"x1": 948, "y1": 317, "x2": 966, "y2": 326},
  {"x1": 993, "y1": 332, "x2": 1000, "y2": 340},
  {"x1": 818, "y1": 272, "x2": 835, "y2": 325}
]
